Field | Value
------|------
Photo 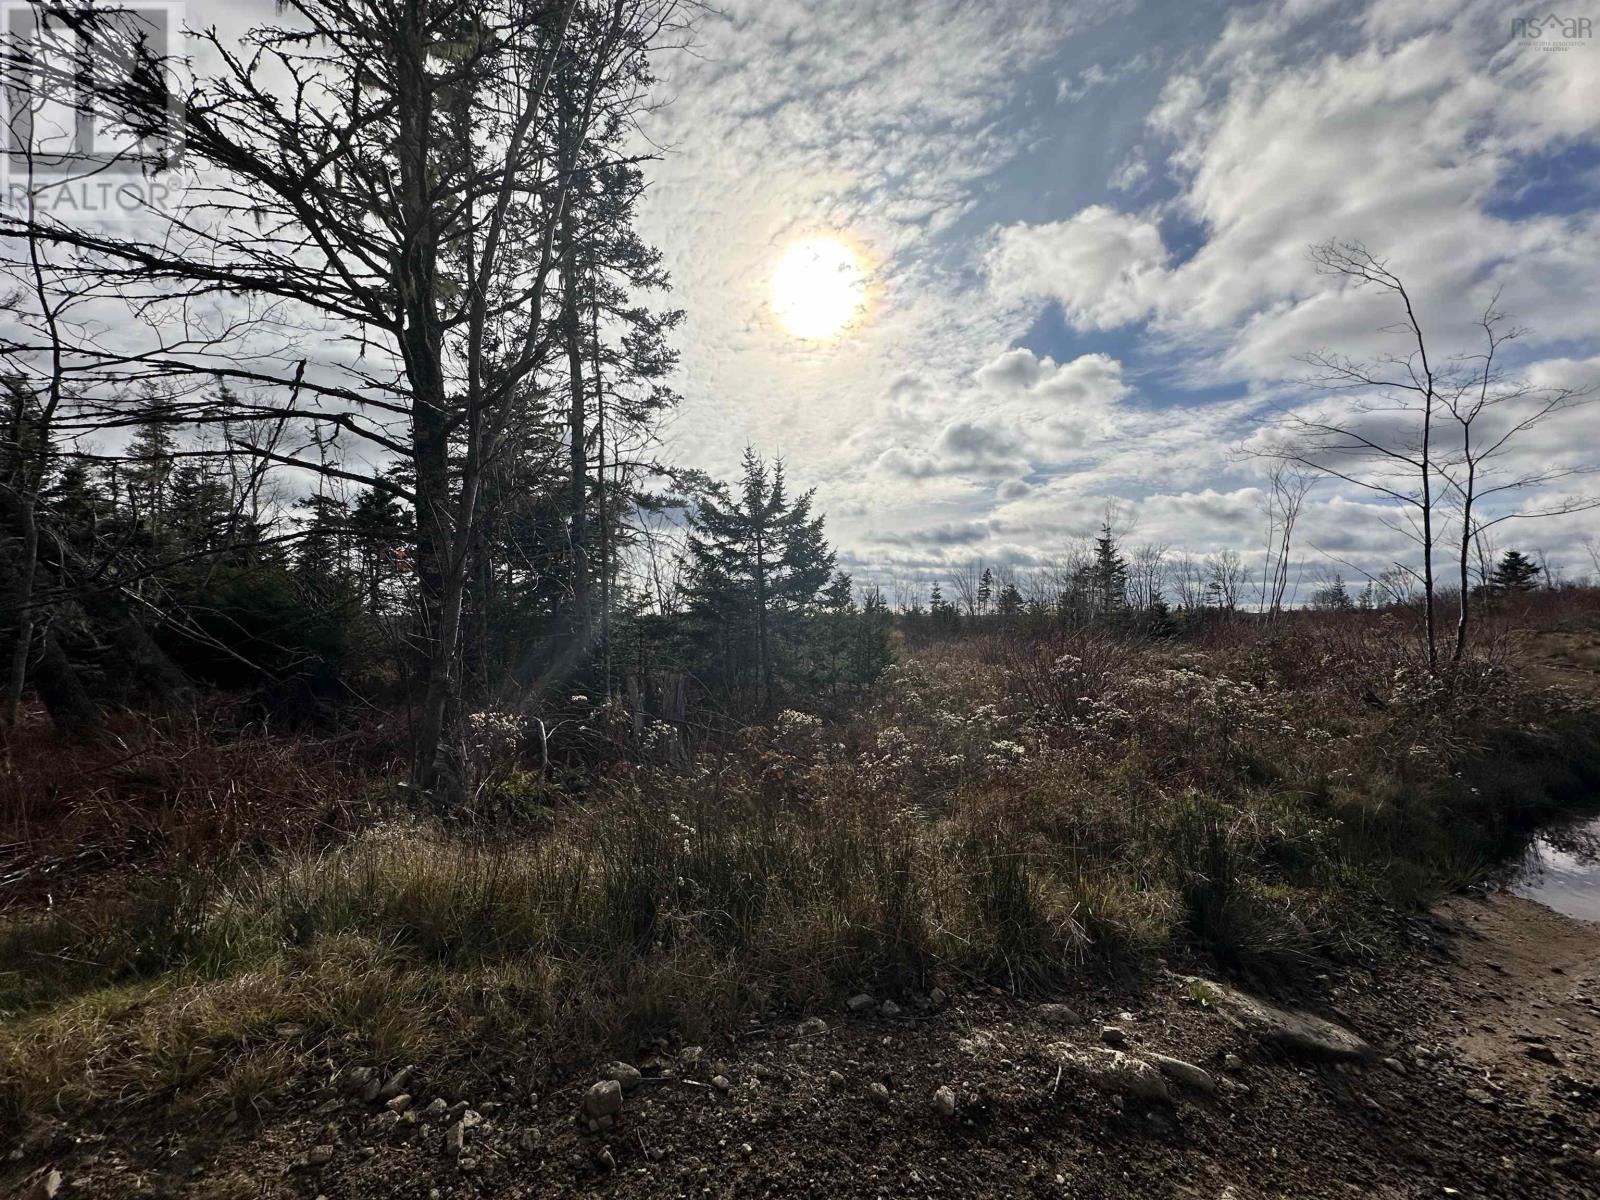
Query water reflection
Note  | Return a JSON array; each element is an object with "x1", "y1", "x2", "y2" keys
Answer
[{"x1": 1510, "y1": 814, "x2": 1600, "y2": 923}]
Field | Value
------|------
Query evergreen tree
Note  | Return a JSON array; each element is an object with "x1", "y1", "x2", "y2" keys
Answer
[
  {"x1": 977, "y1": 567, "x2": 993, "y2": 614},
  {"x1": 685, "y1": 450, "x2": 835, "y2": 709},
  {"x1": 1488, "y1": 550, "x2": 1541, "y2": 594},
  {"x1": 996, "y1": 580, "x2": 1022, "y2": 617},
  {"x1": 1091, "y1": 524, "x2": 1128, "y2": 616},
  {"x1": 1311, "y1": 574, "x2": 1354, "y2": 611}
]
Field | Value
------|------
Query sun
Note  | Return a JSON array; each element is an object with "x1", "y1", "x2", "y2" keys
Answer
[{"x1": 773, "y1": 236, "x2": 868, "y2": 340}]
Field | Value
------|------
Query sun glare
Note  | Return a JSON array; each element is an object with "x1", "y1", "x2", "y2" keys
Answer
[{"x1": 773, "y1": 237, "x2": 868, "y2": 340}]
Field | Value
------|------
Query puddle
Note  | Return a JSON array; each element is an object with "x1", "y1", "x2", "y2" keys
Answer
[{"x1": 1509, "y1": 814, "x2": 1600, "y2": 923}]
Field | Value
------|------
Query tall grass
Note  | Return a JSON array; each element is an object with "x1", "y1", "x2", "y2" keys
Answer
[{"x1": 2, "y1": 619, "x2": 1598, "y2": 1131}]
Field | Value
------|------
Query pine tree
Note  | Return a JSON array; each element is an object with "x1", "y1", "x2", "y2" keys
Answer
[
  {"x1": 996, "y1": 580, "x2": 1022, "y2": 617},
  {"x1": 1091, "y1": 524, "x2": 1127, "y2": 616},
  {"x1": 1312, "y1": 574, "x2": 1354, "y2": 611},
  {"x1": 1488, "y1": 550, "x2": 1541, "y2": 594},
  {"x1": 977, "y1": 567, "x2": 993, "y2": 614},
  {"x1": 685, "y1": 449, "x2": 835, "y2": 709}
]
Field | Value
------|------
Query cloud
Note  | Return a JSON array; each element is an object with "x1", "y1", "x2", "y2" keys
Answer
[{"x1": 985, "y1": 206, "x2": 1170, "y2": 330}]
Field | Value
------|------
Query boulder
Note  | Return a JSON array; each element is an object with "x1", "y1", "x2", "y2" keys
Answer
[
  {"x1": 1183, "y1": 977, "x2": 1376, "y2": 1062},
  {"x1": 1146, "y1": 1052, "x2": 1217, "y2": 1094},
  {"x1": 583, "y1": 1079, "x2": 623, "y2": 1120},
  {"x1": 1050, "y1": 1044, "x2": 1171, "y2": 1102}
]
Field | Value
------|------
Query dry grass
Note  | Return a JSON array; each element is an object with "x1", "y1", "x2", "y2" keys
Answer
[{"x1": 2, "y1": 615, "x2": 1598, "y2": 1132}]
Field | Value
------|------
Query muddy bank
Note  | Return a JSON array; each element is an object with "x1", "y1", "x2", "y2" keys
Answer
[{"x1": 8, "y1": 890, "x2": 1598, "y2": 1200}]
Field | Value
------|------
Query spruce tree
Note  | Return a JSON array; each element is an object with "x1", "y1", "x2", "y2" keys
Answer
[
  {"x1": 1091, "y1": 524, "x2": 1128, "y2": 616},
  {"x1": 685, "y1": 450, "x2": 835, "y2": 709},
  {"x1": 1488, "y1": 550, "x2": 1541, "y2": 594}
]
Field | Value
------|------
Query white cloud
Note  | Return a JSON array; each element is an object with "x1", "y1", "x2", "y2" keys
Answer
[{"x1": 986, "y1": 206, "x2": 1170, "y2": 330}]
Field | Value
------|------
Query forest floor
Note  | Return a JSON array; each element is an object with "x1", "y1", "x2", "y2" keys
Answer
[{"x1": 7, "y1": 888, "x2": 1600, "y2": 1200}]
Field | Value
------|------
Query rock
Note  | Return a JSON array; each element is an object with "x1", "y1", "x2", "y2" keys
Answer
[
  {"x1": 443, "y1": 1120, "x2": 466, "y2": 1158},
  {"x1": 1465, "y1": 1087, "x2": 1496, "y2": 1107},
  {"x1": 24, "y1": 1169, "x2": 61, "y2": 1200},
  {"x1": 1036, "y1": 1003, "x2": 1084, "y2": 1027},
  {"x1": 932, "y1": 1085, "x2": 957, "y2": 1118},
  {"x1": 868, "y1": 1082, "x2": 891, "y2": 1108},
  {"x1": 377, "y1": 1068, "x2": 412, "y2": 1102},
  {"x1": 458, "y1": 1155, "x2": 479, "y2": 1173},
  {"x1": 1382, "y1": 1057, "x2": 1406, "y2": 1076},
  {"x1": 602, "y1": 1061, "x2": 643, "y2": 1092},
  {"x1": 1527, "y1": 1045, "x2": 1563, "y2": 1066},
  {"x1": 827, "y1": 1070, "x2": 846, "y2": 1090},
  {"x1": 305, "y1": 1145, "x2": 335, "y2": 1168},
  {"x1": 371, "y1": 1111, "x2": 402, "y2": 1136},
  {"x1": 1182, "y1": 977, "x2": 1376, "y2": 1062},
  {"x1": 880, "y1": 1000, "x2": 903, "y2": 1018},
  {"x1": 1050, "y1": 1044, "x2": 1171, "y2": 1103},
  {"x1": 1146, "y1": 1053, "x2": 1216, "y2": 1094},
  {"x1": 593, "y1": 1147, "x2": 615, "y2": 1172},
  {"x1": 711, "y1": 1074, "x2": 732, "y2": 1092},
  {"x1": 680, "y1": 1045, "x2": 703, "y2": 1066},
  {"x1": 846, "y1": 993, "x2": 875, "y2": 1013},
  {"x1": 739, "y1": 1142, "x2": 754, "y2": 1157},
  {"x1": 385, "y1": 1093, "x2": 413, "y2": 1113},
  {"x1": 1222, "y1": 1053, "x2": 1246, "y2": 1073},
  {"x1": 797, "y1": 1016, "x2": 828, "y2": 1036},
  {"x1": 422, "y1": 1098, "x2": 450, "y2": 1121},
  {"x1": 929, "y1": 987, "x2": 948, "y2": 1006},
  {"x1": 338, "y1": 1066, "x2": 376, "y2": 1097},
  {"x1": 1101, "y1": 1025, "x2": 1128, "y2": 1048},
  {"x1": 583, "y1": 1079, "x2": 624, "y2": 1120}
]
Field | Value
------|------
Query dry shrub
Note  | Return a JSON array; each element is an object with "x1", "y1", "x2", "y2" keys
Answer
[{"x1": 1, "y1": 704, "x2": 395, "y2": 905}]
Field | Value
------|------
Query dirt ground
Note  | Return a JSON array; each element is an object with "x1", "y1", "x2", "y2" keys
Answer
[{"x1": 8, "y1": 887, "x2": 1599, "y2": 1200}]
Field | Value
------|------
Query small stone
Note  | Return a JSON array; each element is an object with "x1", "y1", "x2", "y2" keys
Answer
[
  {"x1": 1036, "y1": 1003, "x2": 1084, "y2": 1027},
  {"x1": 929, "y1": 987, "x2": 948, "y2": 1006},
  {"x1": 457, "y1": 1156, "x2": 479, "y2": 1173},
  {"x1": 1382, "y1": 1057, "x2": 1406, "y2": 1076},
  {"x1": 422, "y1": 1098, "x2": 450, "y2": 1121},
  {"x1": 385, "y1": 1093, "x2": 413, "y2": 1113},
  {"x1": 594, "y1": 1147, "x2": 615, "y2": 1171},
  {"x1": 339, "y1": 1066, "x2": 376, "y2": 1097},
  {"x1": 868, "y1": 1082, "x2": 891, "y2": 1108},
  {"x1": 377, "y1": 1068, "x2": 412, "y2": 1102},
  {"x1": 827, "y1": 1070, "x2": 846, "y2": 1090},
  {"x1": 443, "y1": 1120, "x2": 466, "y2": 1158},
  {"x1": 711, "y1": 1074, "x2": 732, "y2": 1092},
  {"x1": 1146, "y1": 1053, "x2": 1216, "y2": 1094},
  {"x1": 1101, "y1": 1026, "x2": 1128, "y2": 1048},
  {"x1": 846, "y1": 993, "x2": 875, "y2": 1013},
  {"x1": 880, "y1": 1000, "x2": 903, "y2": 1018},
  {"x1": 797, "y1": 1016, "x2": 828, "y2": 1036},
  {"x1": 932, "y1": 1085, "x2": 957, "y2": 1118},
  {"x1": 305, "y1": 1145, "x2": 335, "y2": 1168},
  {"x1": 602, "y1": 1062, "x2": 643, "y2": 1092},
  {"x1": 583, "y1": 1079, "x2": 624, "y2": 1119},
  {"x1": 1526, "y1": 1045, "x2": 1563, "y2": 1066},
  {"x1": 1222, "y1": 1053, "x2": 1245, "y2": 1072},
  {"x1": 680, "y1": 1045, "x2": 703, "y2": 1066},
  {"x1": 739, "y1": 1142, "x2": 753, "y2": 1157},
  {"x1": 24, "y1": 1169, "x2": 62, "y2": 1200}
]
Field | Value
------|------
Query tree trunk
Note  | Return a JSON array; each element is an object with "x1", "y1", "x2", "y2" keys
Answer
[{"x1": 560, "y1": 76, "x2": 590, "y2": 649}]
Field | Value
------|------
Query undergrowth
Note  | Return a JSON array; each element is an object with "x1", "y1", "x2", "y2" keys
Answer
[{"x1": 1, "y1": 618, "x2": 1598, "y2": 1132}]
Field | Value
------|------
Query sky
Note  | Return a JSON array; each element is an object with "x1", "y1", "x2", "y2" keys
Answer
[{"x1": 633, "y1": 0, "x2": 1600, "y2": 598}]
